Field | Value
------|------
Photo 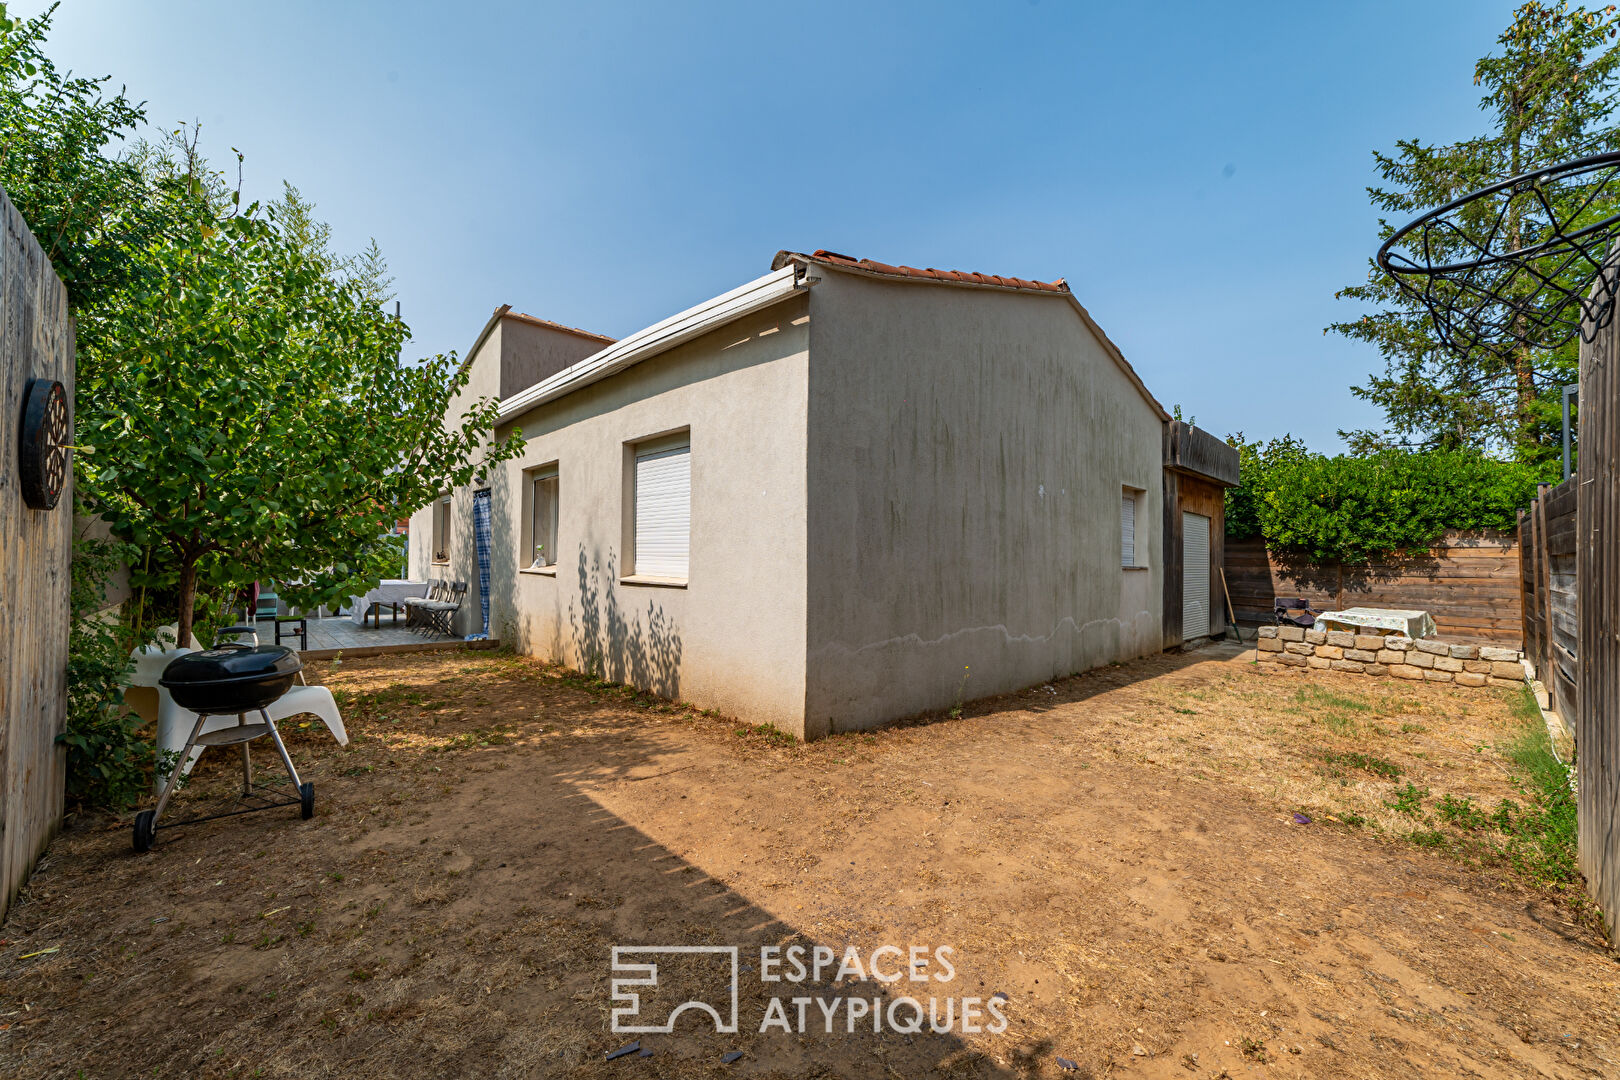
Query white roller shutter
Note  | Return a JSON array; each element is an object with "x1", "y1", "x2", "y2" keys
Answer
[
  {"x1": 634, "y1": 443, "x2": 691, "y2": 579},
  {"x1": 1183, "y1": 511, "x2": 1211, "y2": 640},
  {"x1": 1121, "y1": 493, "x2": 1136, "y2": 567}
]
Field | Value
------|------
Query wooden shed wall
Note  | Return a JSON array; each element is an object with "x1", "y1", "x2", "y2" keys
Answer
[
  {"x1": 1224, "y1": 531, "x2": 1521, "y2": 644},
  {"x1": 1162, "y1": 471, "x2": 1228, "y2": 647},
  {"x1": 0, "y1": 188, "x2": 74, "y2": 923}
]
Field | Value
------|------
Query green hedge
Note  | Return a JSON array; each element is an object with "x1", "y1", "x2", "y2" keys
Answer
[{"x1": 1225, "y1": 437, "x2": 1545, "y2": 564}]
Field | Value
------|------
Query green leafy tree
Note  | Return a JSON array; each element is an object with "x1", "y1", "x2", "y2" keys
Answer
[
  {"x1": 0, "y1": 2, "x2": 160, "y2": 312},
  {"x1": 1330, "y1": 1, "x2": 1620, "y2": 463},
  {"x1": 78, "y1": 196, "x2": 522, "y2": 647}
]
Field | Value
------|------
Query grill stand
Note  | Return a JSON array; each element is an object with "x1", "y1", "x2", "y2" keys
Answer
[{"x1": 134, "y1": 709, "x2": 314, "y2": 852}]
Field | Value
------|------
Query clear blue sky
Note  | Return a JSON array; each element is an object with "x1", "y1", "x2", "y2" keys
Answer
[{"x1": 20, "y1": 0, "x2": 1516, "y2": 449}]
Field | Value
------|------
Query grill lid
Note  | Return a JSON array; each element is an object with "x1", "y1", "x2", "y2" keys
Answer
[{"x1": 159, "y1": 643, "x2": 303, "y2": 689}]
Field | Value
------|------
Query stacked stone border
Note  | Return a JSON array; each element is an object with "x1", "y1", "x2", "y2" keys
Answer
[{"x1": 1255, "y1": 626, "x2": 1526, "y2": 688}]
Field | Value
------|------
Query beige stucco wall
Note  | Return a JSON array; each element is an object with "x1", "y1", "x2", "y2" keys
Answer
[
  {"x1": 406, "y1": 317, "x2": 607, "y2": 620},
  {"x1": 801, "y1": 269, "x2": 1166, "y2": 736},
  {"x1": 472, "y1": 297, "x2": 812, "y2": 731}
]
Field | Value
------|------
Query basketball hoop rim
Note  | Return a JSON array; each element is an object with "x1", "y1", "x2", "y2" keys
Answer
[{"x1": 1377, "y1": 149, "x2": 1620, "y2": 277}]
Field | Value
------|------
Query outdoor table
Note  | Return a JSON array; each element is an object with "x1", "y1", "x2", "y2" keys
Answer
[
  {"x1": 1313, "y1": 607, "x2": 1437, "y2": 639},
  {"x1": 349, "y1": 579, "x2": 428, "y2": 628}
]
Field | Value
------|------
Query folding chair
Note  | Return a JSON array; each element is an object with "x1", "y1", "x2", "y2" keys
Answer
[{"x1": 1274, "y1": 597, "x2": 1319, "y2": 629}]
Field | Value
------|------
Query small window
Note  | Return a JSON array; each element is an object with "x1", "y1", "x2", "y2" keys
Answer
[
  {"x1": 525, "y1": 465, "x2": 559, "y2": 569},
  {"x1": 431, "y1": 496, "x2": 451, "y2": 564},
  {"x1": 631, "y1": 434, "x2": 691, "y2": 581},
  {"x1": 1121, "y1": 487, "x2": 1143, "y2": 568}
]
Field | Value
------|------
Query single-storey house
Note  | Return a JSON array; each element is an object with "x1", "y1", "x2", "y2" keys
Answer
[{"x1": 409, "y1": 250, "x2": 1237, "y2": 739}]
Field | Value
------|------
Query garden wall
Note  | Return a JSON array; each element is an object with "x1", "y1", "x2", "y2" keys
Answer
[
  {"x1": 1225, "y1": 530, "x2": 1521, "y2": 645},
  {"x1": 1255, "y1": 625, "x2": 1526, "y2": 687},
  {"x1": 0, "y1": 187, "x2": 74, "y2": 923}
]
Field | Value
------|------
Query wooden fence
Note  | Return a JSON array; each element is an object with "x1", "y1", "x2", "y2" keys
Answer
[
  {"x1": 1520, "y1": 478, "x2": 1578, "y2": 719},
  {"x1": 1578, "y1": 296, "x2": 1620, "y2": 942},
  {"x1": 0, "y1": 188, "x2": 74, "y2": 923},
  {"x1": 1224, "y1": 531, "x2": 1522, "y2": 644}
]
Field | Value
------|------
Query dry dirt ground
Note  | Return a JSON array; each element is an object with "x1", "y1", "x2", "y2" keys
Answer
[{"x1": 2, "y1": 644, "x2": 1616, "y2": 1080}]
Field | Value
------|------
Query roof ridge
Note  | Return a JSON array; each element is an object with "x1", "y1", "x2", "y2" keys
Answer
[
  {"x1": 500, "y1": 307, "x2": 617, "y2": 344},
  {"x1": 774, "y1": 249, "x2": 1069, "y2": 294}
]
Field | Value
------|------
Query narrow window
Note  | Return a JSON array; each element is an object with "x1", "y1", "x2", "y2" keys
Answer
[
  {"x1": 632, "y1": 436, "x2": 691, "y2": 580},
  {"x1": 431, "y1": 496, "x2": 451, "y2": 564},
  {"x1": 530, "y1": 468, "x2": 558, "y2": 568},
  {"x1": 1121, "y1": 488, "x2": 1141, "y2": 568}
]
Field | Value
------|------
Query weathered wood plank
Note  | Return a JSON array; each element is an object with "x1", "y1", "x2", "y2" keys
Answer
[
  {"x1": 1223, "y1": 530, "x2": 1524, "y2": 643},
  {"x1": 0, "y1": 186, "x2": 73, "y2": 924}
]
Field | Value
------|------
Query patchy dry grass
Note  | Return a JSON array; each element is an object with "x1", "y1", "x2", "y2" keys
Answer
[{"x1": 1, "y1": 646, "x2": 1614, "y2": 1080}]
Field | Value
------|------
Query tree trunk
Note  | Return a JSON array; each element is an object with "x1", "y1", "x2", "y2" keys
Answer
[{"x1": 176, "y1": 557, "x2": 198, "y2": 649}]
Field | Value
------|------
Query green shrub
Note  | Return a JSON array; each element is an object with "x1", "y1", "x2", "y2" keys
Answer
[
  {"x1": 58, "y1": 529, "x2": 149, "y2": 810},
  {"x1": 1224, "y1": 437, "x2": 1545, "y2": 564}
]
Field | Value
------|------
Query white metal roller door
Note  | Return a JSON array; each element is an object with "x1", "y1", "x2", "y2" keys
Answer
[
  {"x1": 1182, "y1": 511, "x2": 1211, "y2": 640},
  {"x1": 634, "y1": 443, "x2": 691, "y2": 579}
]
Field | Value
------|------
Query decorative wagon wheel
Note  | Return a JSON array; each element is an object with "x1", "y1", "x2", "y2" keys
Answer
[{"x1": 19, "y1": 377, "x2": 70, "y2": 511}]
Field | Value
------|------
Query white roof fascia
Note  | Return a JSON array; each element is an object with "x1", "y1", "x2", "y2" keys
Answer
[{"x1": 497, "y1": 265, "x2": 804, "y2": 422}]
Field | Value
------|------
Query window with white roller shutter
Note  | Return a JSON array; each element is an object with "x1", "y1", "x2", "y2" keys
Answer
[
  {"x1": 1122, "y1": 487, "x2": 1146, "y2": 568},
  {"x1": 1121, "y1": 491, "x2": 1136, "y2": 567},
  {"x1": 632, "y1": 437, "x2": 691, "y2": 580}
]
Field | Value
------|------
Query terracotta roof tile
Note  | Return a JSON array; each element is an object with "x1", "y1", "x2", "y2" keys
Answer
[
  {"x1": 501, "y1": 308, "x2": 616, "y2": 345},
  {"x1": 786, "y1": 249, "x2": 1069, "y2": 294}
]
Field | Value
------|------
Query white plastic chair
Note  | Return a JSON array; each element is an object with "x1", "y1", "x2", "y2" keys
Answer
[{"x1": 128, "y1": 642, "x2": 348, "y2": 791}]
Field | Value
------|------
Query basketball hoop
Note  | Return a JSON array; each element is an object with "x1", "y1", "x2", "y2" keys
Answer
[{"x1": 1376, "y1": 150, "x2": 1620, "y2": 357}]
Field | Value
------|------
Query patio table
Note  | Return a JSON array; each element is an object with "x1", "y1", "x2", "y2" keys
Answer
[
  {"x1": 349, "y1": 579, "x2": 428, "y2": 628},
  {"x1": 1313, "y1": 607, "x2": 1437, "y2": 639}
]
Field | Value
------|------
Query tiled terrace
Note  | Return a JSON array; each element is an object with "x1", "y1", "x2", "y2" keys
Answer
[{"x1": 254, "y1": 615, "x2": 498, "y2": 660}]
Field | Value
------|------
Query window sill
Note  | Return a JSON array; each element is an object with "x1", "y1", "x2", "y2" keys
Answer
[
  {"x1": 519, "y1": 565, "x2": 558, "y2": 577},
  {"x1": 620, "y1": 574, "x2": 688, "y2": 589},
  {"x1": 1122, "y1": 565, "x2": 1149, "y2": 572}
]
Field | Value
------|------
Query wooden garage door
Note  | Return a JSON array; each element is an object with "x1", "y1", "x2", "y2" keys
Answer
[{"x1": 1183, "y1": 511, "x2": 1211, "y2": 640}]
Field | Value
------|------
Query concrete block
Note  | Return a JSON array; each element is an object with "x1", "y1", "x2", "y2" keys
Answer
[
  {"x1": 1279, "y1": 626, "x2": 1306, "y2": 642},
  {"x1": 1258, "y1": 638, "x2": 1283, "y2": 653},
  {"x1": 1305, "y1": 629, "x2": 1327, "y2": 645},
  {"x1": 1325, "y1": 631, "x2": 1355, "y2": 648},
  {"x1": 1463, "y1": 660, "x2": 1491, "y2": 674},
  {"x1": 1414, "y1": 639, "x2": 1449, "y2": 656},
  {"x1": 1434, "y1": 656, "x2": 1464, "y2": 673},
  {"x1": 1284, "y1": 641, "x2": 1313, "y2": 655},
  {"x1": 1424, "y1": 670, "x2": 1454, "y2": 683},
  {"x1": 1376, "y1": 649, "x2": 1405, "y2": 665},
  {"x1": 1490, "y1": 661, "x2": 1525, "y2": 680},
  {"x1": 1365, "y1": 663, "x2": 1388, "y2": 676},
  {"x1": 1345, "y1": 648, "x2": 1378, "y2": 662},
  {"x1": 1480, "y1": 646, "x2": 1519, "y2": 662},
  {"x1": 1257, "y1": 626, "x2": 1278, "y2": 639},
  {"x1": 1277, "y1": 654, "x2": 1308, "y2": 667},
  {"x1": 1389, "y1": 664, "x2": 1424, "y2": 680},
  {"x1": 1330, "y1": 659, "x2": 1367, "y2": 674},
  {"x1": 1354, "y1": 635, "x2": 1385, "y2": 652},
  {"x1": 1257, "y1": 651, "x2": 1279, "y2": 663},
  {"x1": 1407, "y1": 651, "x2": 1436, "y2": 669},
  {"x1": 1487, "y1": 676, "x2": 1522, "y2": 688},
  {"x1": 1383, "y1": 636, "x2": 1412, "y2": 651},
  {"x1": 1315, "y1": 645, "x2": 1344, "y2": 660},
  {"x1": 1449, "y1": 644, "x2": 1479, "y2": 660},
  {"x1": 1307, "y1": 656, "x2": 1332, "y2": 670},
  {"x1": 1455, "y1": 672, "x2": 1487, "y2": 687}
]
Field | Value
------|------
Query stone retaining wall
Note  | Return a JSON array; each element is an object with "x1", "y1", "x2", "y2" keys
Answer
[{"x1": 1255, "y1": 626, "x2": 1526, "y2": 687}]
